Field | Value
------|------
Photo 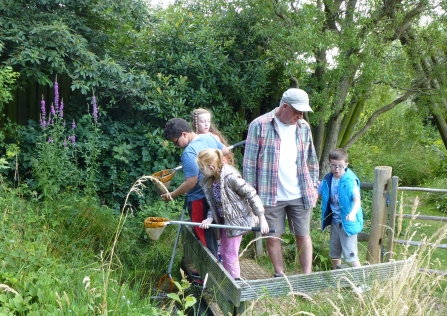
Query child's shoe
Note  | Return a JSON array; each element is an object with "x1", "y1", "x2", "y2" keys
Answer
[
  {"x1": 192, "y1": 278, "x2": 205, "y2": 289},
  {"x1": 191, "y1": 269, "x2": 201, "y2": 279}
]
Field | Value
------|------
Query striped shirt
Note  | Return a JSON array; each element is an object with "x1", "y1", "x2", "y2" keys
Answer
[{"x1": 243, "y1": 109, "x2": 319, "y2": 208}]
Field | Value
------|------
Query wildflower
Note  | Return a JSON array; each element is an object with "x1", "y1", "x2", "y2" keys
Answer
[
  {"x1": 59, "y1": 99, "x2": 64, "y2": 118},
  {"x1": 48, "y1": 137, "x2": 53, "y2": 143},
  {"x1": 40, "y1": 97, "x2": 47, "y2": 128},
  {"x1": 51, "y1": 104, "x2": 56, "y2": 116},
  {"x1": 92, "y1": 96, "x2": 98, "y2": 123},
  {"x1": 70, "y1": 135, "x2": 76, "y2": 144},
  {"x1": 54, "y1": 80, "x2": 59, "y2": 111},
  {"x1": 72, "y1": 120, "x2": 76, "y2": 130},
  {"x1": 63, "y1": 138, "x2": 67, "y2": 147},
  {"x1": 41, "y1": 97, "x2": 46, "y2": 117},
  {"x1": 83, "y1": 276, "x2": 90, "y2": 290}
]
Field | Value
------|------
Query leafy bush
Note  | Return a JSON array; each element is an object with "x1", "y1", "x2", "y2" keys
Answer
[
  {"x1": 0, "y1": 178, "x2": 178, "y2": 315},
  {"x1": 351, "y1": 104, "x2": 445, "y2": 186},
  {"x1": 15, "y1": 79, "x2": 185, "y2": 209},
  {"x1": 421, "y1": 177, "x2": 447, "y2": 214}
]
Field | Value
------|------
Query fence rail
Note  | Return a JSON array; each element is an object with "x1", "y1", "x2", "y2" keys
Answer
[
  {"x1": 394, "y1": 239, "x2": 447, "y2": 250},
  {"x1": 385, "y1": 175, "x2": 447, "y2": 263},
  {"x1": 396, "y1": 214, "x2": 447, "y2": 222}
]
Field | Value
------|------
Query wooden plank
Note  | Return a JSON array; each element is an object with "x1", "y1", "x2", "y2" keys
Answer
[
  {"x1": 387, "y1": 176, "x2": 399, "y2": 261},
  {"x1": 394, "y1": 239, "x2": 447, "y2": 250},
  {"x1": 182, "y1": 225, "x2": 414, "y2": 315},
  {"x1": 395, "y1": 214, "x2": 447, "y2": 222},
  {"x1": 358, "y1": 232, "x2": 370, "y2": 242},
  {"x1": 360, "y1": 182, "x2": 373, "y2": 190},
  {"x1": 367, "y1": 166, "x2": 392, "y2": 264}
]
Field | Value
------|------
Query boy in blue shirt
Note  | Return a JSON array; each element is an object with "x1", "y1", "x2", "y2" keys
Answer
[
  {"x1": 318, "y1": 148, "x2": 363, "y2": 269},
  {"x1": 161, "y1": 118, "x2": 229, "y2": 258}
]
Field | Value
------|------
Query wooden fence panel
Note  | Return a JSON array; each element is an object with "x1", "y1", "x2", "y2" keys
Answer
[{"x1": 2, "y1": 74, "x2": 74, "y2": 127}]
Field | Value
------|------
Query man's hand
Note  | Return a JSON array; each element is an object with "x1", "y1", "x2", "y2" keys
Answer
[{"x1": 200, "y1": 217, "x2": 213, "y2": 229}]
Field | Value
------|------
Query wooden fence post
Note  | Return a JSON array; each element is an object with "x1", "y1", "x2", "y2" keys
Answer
[
  {"x1": 367, "y1": 166, "x2": 392, "y2": 264},
  {"x1": 386, "y1": 176, "x2": 399, "y2": 261}
]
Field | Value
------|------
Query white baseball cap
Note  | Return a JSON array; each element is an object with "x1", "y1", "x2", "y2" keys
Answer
[{"x1": 281, "y1": 88, "x2": 313, "y2": 112}]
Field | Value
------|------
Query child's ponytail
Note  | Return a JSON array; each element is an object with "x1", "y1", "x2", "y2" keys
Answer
[{"x1": 215, "y1": 149, "x2": 224, "y2": 175}]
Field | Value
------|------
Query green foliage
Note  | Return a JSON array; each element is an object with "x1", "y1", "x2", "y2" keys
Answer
[
  {"x1": 132, "y1": 2, "x2": 273, "y2": 138},
  {"x1": 17, "y1": 107, "x2": 185, "y2": 209},
  {"x1": 0, "y1": 0, "x2": 153, "y2": 107},
  {"x1": 351, "y1": 102, "x2": 445, "y2": 186},
  {"x1": 0, "y1": 66, "x2": 19, "y2": 106},
  {"x1": 33, "y1": 114, "x2": 79, "y2": 200},
  {"x1": 28, "y1": 79, "x2": 103, "y2": 201},
  {"x1": 421, "y1": 177, "x2": 447, "y2": 214},
  {"x1": 0, "y1": 181, "x2": 175, "y2": 314},
  {"x1": 0, "y1": 66, "x2": 20, "y2": 148},
  {"x1": 167, "y1": 277, "x2": 197, "y2": 316}
]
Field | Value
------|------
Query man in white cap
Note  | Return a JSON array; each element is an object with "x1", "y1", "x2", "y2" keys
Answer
[{"x1": 243, "y1": 88, "x2": 319, "y2": 276}]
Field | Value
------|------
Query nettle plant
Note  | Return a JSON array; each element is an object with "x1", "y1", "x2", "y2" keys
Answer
[{"x1": 33, "y1": 78, "x2": 101, "y2": 200}]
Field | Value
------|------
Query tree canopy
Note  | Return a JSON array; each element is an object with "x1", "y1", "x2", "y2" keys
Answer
[{"x1": 1, "y1": 0, "x2": 446, "y2": 176}]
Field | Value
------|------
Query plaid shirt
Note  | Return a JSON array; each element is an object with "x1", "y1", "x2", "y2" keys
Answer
[{"x1": 243, "y1": 109, "x2": 319, "y2": 208}]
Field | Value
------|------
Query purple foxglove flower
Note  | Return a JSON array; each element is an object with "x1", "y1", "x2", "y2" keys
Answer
[
  {"x1": 54, "y1": 81, "x2": 59, "y2": 111},
  {"x1": 51, "y1": 104, "x2": 56, "y2": 116},
  {"x1": 72, "y1": 120, "x2": 76, "y2": 130},
  {"x1": 48, "y1": 137, "x2": 53, "y2": 143},
  {"x1": 92, "y1": 96, "x2": 98, "y2": 123},
  {"x1": 71, "y1": 135, "x2": 76, "y2": 144},
  {"x1": 59, "y1": 99, "x2": 64, "y2": 118},
  {"x1": 63, "y1": 138, "x2": 67, "y2": 147}
]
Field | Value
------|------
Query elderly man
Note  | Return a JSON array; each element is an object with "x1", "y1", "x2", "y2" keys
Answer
[{"x1": 243, "y1": 88, "x2": 319, "y2": 276}]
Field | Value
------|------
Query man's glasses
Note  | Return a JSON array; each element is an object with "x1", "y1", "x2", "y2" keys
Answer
[
  {"x1": 174, "y1": 136, "x2": 181, "y2": 147},
  {"x1": 330, "y1": 164, "x2": 346, "y2": 170}
]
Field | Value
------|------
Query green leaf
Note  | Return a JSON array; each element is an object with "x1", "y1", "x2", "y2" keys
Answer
[
  {"x1": 166, "y1": 293, "x2": 181, "y2": 304},
  {"x1": 184, "y1": 296, "x2": 197, "y2": 309}
]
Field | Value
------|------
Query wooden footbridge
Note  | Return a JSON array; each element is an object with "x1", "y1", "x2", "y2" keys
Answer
[
  {"x1": 179, "y1": 166, "x2": 441, "y2": 315},
  {"x1": 181, "y1": 225, "x2": 413, "y2": 316}
]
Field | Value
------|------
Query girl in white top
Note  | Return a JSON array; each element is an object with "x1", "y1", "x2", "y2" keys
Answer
[{"x1": 191, "y1": 108, "x2": 234, "y2": 166}]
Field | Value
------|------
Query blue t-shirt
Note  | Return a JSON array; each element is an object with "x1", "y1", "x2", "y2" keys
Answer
[{"x1": 182, "y1": 134, "x2": 224, "y2": 202}]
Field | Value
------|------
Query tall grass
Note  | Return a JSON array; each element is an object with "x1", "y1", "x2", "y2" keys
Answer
[
  {"x1": 235, "y1": 200, "x2": 447, "y2": 316},
  {"x1": 0, "y1": 176, "x2": 186, "y2": 315}
]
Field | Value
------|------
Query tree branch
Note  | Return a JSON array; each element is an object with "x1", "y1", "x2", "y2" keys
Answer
[
  {"x1": 391, "y1": 2, "x2": 428, "y2": 40},
  {"x1": 344, "y1": 87, "x2": 419, "y2": 149}
]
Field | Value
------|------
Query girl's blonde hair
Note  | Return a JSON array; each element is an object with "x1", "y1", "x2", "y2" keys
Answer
[
  {"x1": 191, "y1": 108, "x2": 235, "y2": 166},
  {"x1": 197, "y1": 149, "x2": 224, "y2": 183}
]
